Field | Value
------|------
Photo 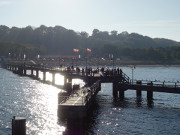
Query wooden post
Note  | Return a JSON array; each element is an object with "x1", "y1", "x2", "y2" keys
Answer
[
  {"x1": 36, "y1": 70, "x2": 39, "y2": 79},
  {"x1": 31, "y1": 69, "x2": 33, "y2": 75},
  {"x1": 23, "y1": 69, "x2": 26, "y2": 76},
  {"x1": 15, "y1": 67, "x2": 17, "y2": 71},
  {"x1": 147, "y1": 81, "x2": 153, "y2": 100},
  {"x1": 12, "y1": 116, "x2": 26, "y2": 135},
  {"x1": 136, "y1": 90, "x2": 142, "y2": 97},
  {"x1": 147, "y1": 91, "x2": 153, "y2": 100},
  {"x1": 113, "y1": 82, "x2": 118, "y2": 98},
  {"x1": 43, "y1": 71, "x2": 46, "y2": 81},
  {"x1": 18, "y1": 67, "x2": 23, "y2": 75},
  {"x1": 136, "y1": 81, "x2": 142, "y2": 97},
  {"x1": 52, "y1": 73, "x2": 55, "y2": 85},
  {"x1": 119, "y1": 89, "x2": 124, "y2": 99}
]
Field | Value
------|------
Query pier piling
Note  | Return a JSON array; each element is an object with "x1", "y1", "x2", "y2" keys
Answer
[
  {"x1": 36, "y1": 70, "x2": 39, "y2": 79},
  {"x1": 12, "y1": 116, "x2": 26, "y2": 135},
  {"x1": 113, "y1": 83, "x2": 118, "y2": 98},
  {"x1": 43, "y1": 71, "x2": 46, "y2": 81},
  {"x1": 147, "y1": 91, "x2": 153, "y2": 100},
  {"x1": 119, "y1": 89, "x2": 125, "y2": 99},
  {"x1": 136, "y1": 90, "x2": 142, "y2": 97},
  {"x1": 31, "y1": 69, "x2": 33, "y2": 75},
  {"x1": 52, "y1": 73, "x2": 55, "y2": 85}
]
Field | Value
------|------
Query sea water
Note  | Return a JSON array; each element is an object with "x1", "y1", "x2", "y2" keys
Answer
[{"x1": 0, "y1": 67, "x2": 180, "y2": 135}]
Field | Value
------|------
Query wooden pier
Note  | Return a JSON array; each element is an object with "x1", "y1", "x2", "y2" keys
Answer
[
  {"x1": 4, "y1": 61, "x2": 180, "y2": 118},
  {"x1": 58, "y1": 80, "x2": 101, "y2": 118}
]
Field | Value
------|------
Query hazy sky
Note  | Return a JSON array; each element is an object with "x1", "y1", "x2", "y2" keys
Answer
[{"x1": 1, "y1": 0, "x2": 180, "y2": 41}]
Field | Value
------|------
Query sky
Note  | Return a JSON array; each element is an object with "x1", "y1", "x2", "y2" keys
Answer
[{"x1": 0, "y1": 0, "x2": 180, "y2": 41}]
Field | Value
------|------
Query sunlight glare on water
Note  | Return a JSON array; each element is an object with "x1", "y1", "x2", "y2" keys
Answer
[
  {"x1": 55, "y1": 74, "x2": 64, "y2": 85},
  {"x1": 24, "y1": 82, "x2": 65, "y2": 134},
  {"x1": 0, "y1": 69, "x2": 66, "y2": 134},
  {"x1": 38, "y1": 71, "x2": 84, "y2": 86}
]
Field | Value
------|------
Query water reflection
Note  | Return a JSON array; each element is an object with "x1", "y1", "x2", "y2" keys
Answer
[
  {"x1": 24, "y1": 83, "x2": 66, "y2": 134},
  {"x1": 147, "y1": 99, "x2": 154, "y2": 108},
  {"x1": 136, "y1": 97, "x2": 142, "y2": 107}
]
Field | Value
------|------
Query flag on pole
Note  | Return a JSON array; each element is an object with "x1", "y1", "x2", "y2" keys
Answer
[
  {"x1": 87, "y1": 48, "x2": 91, "y2": 52},
  {"x1": 73, "y1": 49, "x2": 79, "y2": 53}
]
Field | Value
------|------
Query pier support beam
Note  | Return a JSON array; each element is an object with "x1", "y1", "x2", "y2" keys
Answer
[
  {"x1": 147, "y1": 81, "x2": 153, "y2": 100},
  {"x1": 15, "y1": 67, "x2": 17, "y2": 71},
  {"x1": 31, "y1": 69, "x2": 33, "y2": 76},
  {"x1": 147, "y1": 91, "x2": 153, "y2": 100},
  {"x1": 136, "y1": 90, "x2": 142, "y2": 97},
  {"x1": 36, "y1": 70, "x2": 39, "y2": 79},
  {"x1": 52, "y1": 73, "x2": 55, "y2": 85},
  {"x1": 43, "y1": 71, "x2": 46, "y2": 81},
  {"x1": 12, "y1": 116, "x2": 26, "y2": 135},
  {"x1": 113, "y1": 83, "x2": 118, "y2": 98},
  {"x1": 23, "y1": 69, "x2": 26, "y2": 76},
  {"x1": 18, "y1": 67, "x2": 23, "y2": 75},
  {"x1": 119, "y1": 89, "x2": 124, "y2": 99}
]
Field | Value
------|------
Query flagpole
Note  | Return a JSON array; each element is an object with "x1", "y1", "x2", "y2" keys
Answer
[{"x1": 86, "y1": 48, "x2": 87, "y2": 68}]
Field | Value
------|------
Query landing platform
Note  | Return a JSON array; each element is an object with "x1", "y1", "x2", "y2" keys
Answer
[{"x1": 58, "y1": 80, "x2": 101, "y2": 119}]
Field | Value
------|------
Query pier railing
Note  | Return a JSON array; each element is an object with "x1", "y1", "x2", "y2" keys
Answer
[
  {"x1": 130, "y1": 80, "x2": 180, "y2": 88},
  {"x1": 121, "y1": 71, "x2": 131, "y2": 84},
  {"x1": 59, "y1": 95, "x2": 86, "y2": 106}
]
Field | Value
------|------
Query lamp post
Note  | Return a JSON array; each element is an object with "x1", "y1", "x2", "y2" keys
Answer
[
  {"x1": 86, "y1": 48, "x2": 87, "y2": 68},
  {"x1": 109, "y1": 54, "x2": 114, "y2": 68},
  {"x1": 112, "y1": 54, "x2": 114, "y2": 68},
  {"x1": 78, "y1": 55, "x2": 81, "y2": 66}
]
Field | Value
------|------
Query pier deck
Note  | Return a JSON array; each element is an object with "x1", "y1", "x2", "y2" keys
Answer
[
  {"x1": 59, "y1": 80, "x2": 101, "y2": 118},
  {"x1": 60, "y1": 87, "x2": 89, "y2": 106}
]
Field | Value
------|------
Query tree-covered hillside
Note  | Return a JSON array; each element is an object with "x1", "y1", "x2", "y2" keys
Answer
[{"x1": 0, "y1": 25, "x2": 180, "y2": 61}]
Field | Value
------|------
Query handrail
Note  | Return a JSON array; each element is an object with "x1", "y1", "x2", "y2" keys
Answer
[{"x1": 130, "y1": 80, "x2": 180, "y2": 88}]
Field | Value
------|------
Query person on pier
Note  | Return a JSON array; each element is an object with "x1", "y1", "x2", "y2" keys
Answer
[{"x1": 117, "y1": 67, "x2": 120, "y2": 75}]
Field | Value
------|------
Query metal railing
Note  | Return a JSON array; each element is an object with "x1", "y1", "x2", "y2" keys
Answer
[{"x1": 130, "y1": 80, "x2": 180, "y2": 88}]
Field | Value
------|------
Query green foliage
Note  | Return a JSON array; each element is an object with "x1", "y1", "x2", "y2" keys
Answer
[
  {"x1": 0, "y1": 25, "x2": 180, "y2": 61},
  {"x1": 0, "y1": 42, "x2": 42, "y2": 58}
]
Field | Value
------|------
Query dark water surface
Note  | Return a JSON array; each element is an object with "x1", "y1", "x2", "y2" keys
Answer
[{"x1": 0, "y1": 67, "x2": 180, "y2": 135}]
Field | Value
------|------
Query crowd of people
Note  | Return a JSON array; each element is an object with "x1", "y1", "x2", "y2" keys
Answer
[{"x1": 64, "y1": 66, "x2": 122, "y2": 77}]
